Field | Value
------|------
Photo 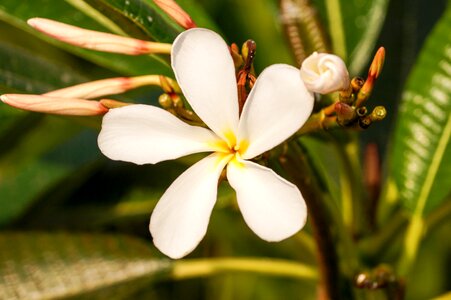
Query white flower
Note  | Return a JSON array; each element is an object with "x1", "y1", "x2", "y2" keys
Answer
[
  {"x1": 98, "y1": 28, "x2": 314, "y2": 259},
  {"x1": 300, "y1": 52, "x2": 350, "y2": 94}
]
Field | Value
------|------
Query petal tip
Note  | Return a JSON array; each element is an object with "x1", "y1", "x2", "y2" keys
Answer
[
  {"x1": 27, "y1": 17, "x2": 45, "y2": 28},
  {"x1": 149, "y1": 220, "x2": 192, "y2": 259},
  {"x1": 27, "y1": 18, "x2": 37, "y2": 26}
]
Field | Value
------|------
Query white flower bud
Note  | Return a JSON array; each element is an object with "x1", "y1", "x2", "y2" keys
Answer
[
  {"x1": 300, "y1": 52, "x2": 350, "y2": 94},
  {"x1": 27, "y1": 18, "x2": 172, "y2": 55},
  {"x1": 1, "y1": 94, "x2": 108, "y2": 116}
]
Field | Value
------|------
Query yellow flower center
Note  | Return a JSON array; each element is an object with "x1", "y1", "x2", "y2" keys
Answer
[{"x1": 209, "y1": 130, "x2": 249, "y2": 169}]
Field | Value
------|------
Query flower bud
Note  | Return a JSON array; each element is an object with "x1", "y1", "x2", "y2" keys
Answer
[
  {"x1": 300, "y1": 52, "x2": 350, "y2": 94},
  {"x1": 27, "y1": 18, "x2": 172, "y2": 55},
  {"x1": 153, "y1": 0, "x2": 196, "y2": 29},
  {"x1": 45, "y1": 75, "x2": 179, "y2": 99},
  {"x1": 45, "y1": 77, "x2": 132, "y2": 99},
  {"x1": 1, "y1": 94, "x2": 108, "y2": 116}
]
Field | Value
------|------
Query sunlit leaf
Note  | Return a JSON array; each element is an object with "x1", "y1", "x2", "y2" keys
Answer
[
  {"x1": 81, "y1": 0, "x2": 181, "y2": 41},
  {"x1": 0, "y1": 232, "x2": 171, "y2": 299},
  {"x1": 388, "y1": 6, "x2": 451, "y2": 216}
]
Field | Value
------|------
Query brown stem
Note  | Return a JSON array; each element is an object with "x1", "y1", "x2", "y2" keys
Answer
[
  {"x1": 363, "y1": 143, "x2": 381, "y2": 230},
  {"x1": 279, "y1": 143, "x2": 352, "y2": 300}
]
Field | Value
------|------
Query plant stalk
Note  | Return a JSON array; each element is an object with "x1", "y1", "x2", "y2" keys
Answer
[{"x1": 279, "y1": 142, "x2": 353, "y2": 299}]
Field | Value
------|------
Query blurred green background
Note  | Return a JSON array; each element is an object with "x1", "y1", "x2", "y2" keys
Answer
[{"x1": 0, "y1": 0, "x2": 449, "y2": 299}]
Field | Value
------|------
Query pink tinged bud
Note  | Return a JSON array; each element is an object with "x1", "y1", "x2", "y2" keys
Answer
[
  {"x1": 300, "y1": 52, "x2": 350, "y2": 94},
  {"x1": 153, "y1": 0, "x2": 196, "y2": 29},
  {"x1": 1, "y1": 94, "x2": 108, "y2": 116},
  {"x1": 44, "y1": 75, "x2": 178, "y2": 99},
  {"x1": 368, "y1": 47, "x2": 385, "y2": 79},
  {"x1": 27, "y1": 18, "x2": 172, "y2": 55},
  {"x1": 45, "y1": 77, "x2": 132, "y2": 99}
]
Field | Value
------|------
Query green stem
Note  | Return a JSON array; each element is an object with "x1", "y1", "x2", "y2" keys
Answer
[
  {"x1": 360, "y1": 196, "x2": 450, "y2": 262},
  {"x1": 325, "y1": 0, "x2": 347, "y2": 58},
  {"x1": 425, "y1": 194, "x2": 451, "y2": 230},
  {"x1": 171, "y1": 258, "x2": 318, "y2": 281},
  {"x1": 332, "y1": 139, "x2": 355, "y2": 233},
  {"x1": 358, "y1": 211, "x2": 409, "y2": 260},
  {"x1": 339, "y1": 136, "x2": 368, "y2": 237},
  {"x1": 279, "y1": 142, "x2": 353, "y2": 299}
]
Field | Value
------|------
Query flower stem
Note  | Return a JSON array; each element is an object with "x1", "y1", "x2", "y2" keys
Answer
[
  {"x1": 171, "y1": 258, "x2": 318, "y2": 280},
  {"x1": 297, "y1": 110, "x2": 339, "y2": 135},
  {"x1": 325, "y1": 0, "x2": 346, "y2": 58},
  {"x1": 279, "y1": 142, "x2": 354, "y2": 299}
]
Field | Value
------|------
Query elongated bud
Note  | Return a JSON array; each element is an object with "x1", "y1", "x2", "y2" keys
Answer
[
  {"x1": 1, "y1": 94, "x2": 108, "y2": 116},
  {"x1": 368, "y1": 47, "x2": 385, "y2": 79},
  {"x1": 27, "y1": 18, "x2": 172, "y2": 55},
  {"x1": 356, "y1": 47, "x2": 385, "y2": 107},
  {"x1": 300, "y1": 52, "x2": 350, "y2": 94},
  {"x1": 153, "y1": 0, "x2": 196, "y2": 29},
  {"x1": 45, "y1": 77, "x2": 132, "y2": 99},
  {"x1": 45, "y1": 75, "x2": 179, "y2": 99}
]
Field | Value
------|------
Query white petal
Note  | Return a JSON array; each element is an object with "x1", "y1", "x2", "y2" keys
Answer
[
  {"x1": 171, "y1": 28, "x2": 239, "y2": 142},
  {"x1": 98, "y1": 104, "x2": 222, "y2": 165},
  {"x1": 237, "y1": 64, "x2": 314, "y2": 159},
  {"x1": 150, "y1": 153, "x2": 232, "y2": 258},
  {"x1": 227, "y1": 159, "x2": 307, "y2": 242}
]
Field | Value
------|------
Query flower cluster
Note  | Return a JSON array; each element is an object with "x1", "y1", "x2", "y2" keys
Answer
[{"x1": 0, "y1": 13, "x2": 357, "y2": 259}]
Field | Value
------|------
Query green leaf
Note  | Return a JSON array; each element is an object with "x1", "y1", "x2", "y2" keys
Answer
[
  {"x1": 81, "y1": 0, "x2": 181, "y2": 42},
  {"x1": 0, "y1": 117, "x2": 101, "y2": 225},
  {"x1": 0, "y1": 231, "x2": 318, "y2": 299},
  {"x1": 0, "y1": 232, "x2": 171, "y2": 299},
  {"x1": 312, "y1": 0, "x2": 390, "y2": 73},
  {"x1": 174, "y1": 0, "x2": 220, "y2": 31},
  {"x1": 384, "y1": 5, "x2": 451, "y2": 275},
  {"x1": 0, "y1": 0, "x2": 173, "y2": 76},
  {"x1": 388, "y1": 6, "x2": 451, "y2": 217}
]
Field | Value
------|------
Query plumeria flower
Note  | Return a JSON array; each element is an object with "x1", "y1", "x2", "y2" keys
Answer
[
  {"x1": 300, "y1": 52, "x2": 350, "y2": 94},
  {"x1": 98, "y1": 28, "x2": 314, "y2": 259}
]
